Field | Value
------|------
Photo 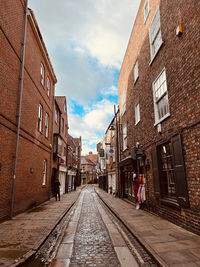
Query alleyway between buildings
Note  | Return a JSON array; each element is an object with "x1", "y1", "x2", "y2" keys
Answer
[{"x1": 0, "y1": 186, "x2": 200, "y2": 267}]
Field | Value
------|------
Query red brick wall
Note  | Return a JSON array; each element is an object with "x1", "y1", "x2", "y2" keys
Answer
[
  {"x1": 0, "y1": 0, "x2": 27, "y2": 220},
  {"x1": 118, "y1": 0, "x2": 200, "y2": 234},
  {"x1": 0, "y1": 1, "x2": 56, "y2": 220}
]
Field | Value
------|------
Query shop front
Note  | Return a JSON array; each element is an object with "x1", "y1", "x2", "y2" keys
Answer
[
  {"x1": 108, "y1": 172, "x2": 117, "y2": 195},
  {"x1": 58, "y1": 165, "x2": 67, "y2": 195},
  {"x1": 67, "y1": 169, "x2": 76, "y2": 192},
  {"x1": 119, "y1": 150, "x2": 146, "y2": 208}
]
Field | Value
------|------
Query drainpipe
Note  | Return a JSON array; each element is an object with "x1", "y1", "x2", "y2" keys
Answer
[
  {"x1": 49, "y1": 96, "x2": 55, "y2": 198},
  {"x1": 11, "y1": 0, "x2": 29, "y2": 219}
]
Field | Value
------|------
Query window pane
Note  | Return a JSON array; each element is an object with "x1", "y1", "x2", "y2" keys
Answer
[{"x1": 160, "y1": 143, "x2": 176, "y2": 197}]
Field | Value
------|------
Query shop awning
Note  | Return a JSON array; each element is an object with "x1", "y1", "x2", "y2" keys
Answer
[{"x1": 119, "y1": 156, "x2": 136, "y2": 167}]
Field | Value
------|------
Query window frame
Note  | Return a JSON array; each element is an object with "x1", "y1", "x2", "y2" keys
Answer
[
  {"x1": 62, "y1": 118, "x2": 64, "y2": 133},
  {"x1": 134, "y1": 60, "x2": 139, "y2": 84},
  {"x1": 151, "y1": 134, "x2": 189, "y2": 208},
  {"x1": 153, "y1": 68, "x2": 170, "y2": 125},
  {"x1": 122, "y1": 124, "x2": 127, "y2": 151},
  {"x1": 143, "y1": 0, "x2": 150, "y2": 23},
  {"x1": 47, "y1": 77, "x2": 50, "y2": 97},
  {"x1": 122, "y1": 92, "x2": 126, "y2": 116},
  {"x1": 45, "y1": 113, "x2": 49, "y2": 138},
  {"x1": 55, "y1": 106, "x2": 58, "y2": 124},
  {"x1": 135, "y1": 103, "x2": 140, "y2": 125},
  {"x1": 38, "y1": 104, "x2": 43, "y2": 132},
  {"x1": 158, "y1": 142, "x2": 176, "y2": 198},
  {"x1": 42, "y1": 159, "x2": 47, "y2": 186},
  {"x1": 41, "y1": 63, "x2": 45, "y2": 86},
  {"x1": 149, "y1": 7, "x2": 163, "y2": 62}
]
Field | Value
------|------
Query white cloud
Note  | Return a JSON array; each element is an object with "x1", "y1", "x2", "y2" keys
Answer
[
  {"x1": 29, "y1": 0, "x2": 141, "y2": 154},
  {"x1": 68, "y1": 99, "x2": 117, "y2": 155},
  {"x1": 100, "y1": 85, "x2": 118, "y2": 97}
]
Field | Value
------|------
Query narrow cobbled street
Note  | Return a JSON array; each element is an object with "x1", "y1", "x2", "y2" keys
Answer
[
  {"x1": 48, "y1": 186, "x2": 157, "y2": 267},
  {"x1": 69, "y1": 187, "x2": 121, "y2": 266},
  {"x1": 51, "y1": 186, "x2": 138, "y2": 266}
]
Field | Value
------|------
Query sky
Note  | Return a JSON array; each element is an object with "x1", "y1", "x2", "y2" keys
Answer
[{"x1": 29, "y1": 0, "x2": 141, "y2": 155}]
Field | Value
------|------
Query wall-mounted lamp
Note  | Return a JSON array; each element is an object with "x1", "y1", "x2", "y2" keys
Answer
[{"x1": 30, "y1": 168, "x2": 34, "y2": 174}]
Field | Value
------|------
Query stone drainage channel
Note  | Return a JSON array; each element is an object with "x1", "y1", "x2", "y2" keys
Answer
[{"x1": 21, "y1": 187, "x2": 159, "y2": 267}]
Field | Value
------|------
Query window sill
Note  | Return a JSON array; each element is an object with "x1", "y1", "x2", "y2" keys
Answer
[
  {"x1": 160, "y1": 197, "x2": 180, "y2": 210},
  {"x1": 149, "y1": 41, "x2": 164, "y2": 66},
  {"x1": 135, "y1": 120, "x2": 140, "y2": 126},
  {"x1": 154, "y1": 113, "x2": 170, "y2": 127}
]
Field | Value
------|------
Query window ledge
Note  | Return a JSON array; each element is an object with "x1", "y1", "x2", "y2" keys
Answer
[
  {"x1": 135, "y1": 120, "x2": 140, "y2": 126},
  {"x1": 160, "y1": 197, "x2": 180, "y2": 210},
  {"x1": 154, "y1": 113, "x2": 170, "y2": 127},
  {"x1": 149, "y1": 41, "x2": 164, "y2": 66}
]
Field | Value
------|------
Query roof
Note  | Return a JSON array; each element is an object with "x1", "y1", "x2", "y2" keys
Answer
[
  {"x1": 81, "y1": 157, "x2": 95, "y2": 166},
  {"x1": 84, "y1": 153, "x2": 98, "y2": 164},
  {"x1": 28, "y1": 9, "x2": 57, "y2": 83}
]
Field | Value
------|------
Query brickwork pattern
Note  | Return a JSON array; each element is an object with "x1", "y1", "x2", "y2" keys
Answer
[
  {"x1": 118, "y1": 0, "x2": 200, "y2": 234},
  {"x1": 0, "y1": 0, "x2": 56, "y2": 220}
]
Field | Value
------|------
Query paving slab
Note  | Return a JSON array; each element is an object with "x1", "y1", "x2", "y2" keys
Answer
[
  {"x1": 0, "y1": 188, "x2": 82, "y2": 267},
  {"x1": 96, "y1": 187, "x2": 200, "y2": 267}
]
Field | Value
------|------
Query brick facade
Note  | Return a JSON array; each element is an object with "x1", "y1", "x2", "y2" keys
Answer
[
  {"x1": 0, "y1": 2, "x2": 57, "y2": 220},
  {"x1": 118, "y1": 0, "x2": 200, "y2": 234},
  {"x1": 52, "y1": 97, "x2": 68, "y2": 196}
]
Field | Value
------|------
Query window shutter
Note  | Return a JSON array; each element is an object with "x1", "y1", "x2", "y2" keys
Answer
[
  {"x1": 171, "y1": 135, "x2": 189, "y2": 207},
  {"x1": 151, "y1": 146, "x2": 161, "y2": 198}
]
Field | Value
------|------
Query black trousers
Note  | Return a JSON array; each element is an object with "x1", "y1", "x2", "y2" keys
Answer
[{"x1": 55, "y1": 191, "x2": 60, "y2": 201}]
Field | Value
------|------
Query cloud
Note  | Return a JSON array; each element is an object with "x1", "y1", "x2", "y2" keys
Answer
[
  {"x1": 53, "y1": 44, "x2": 115, "y2": 104},
  {"x1": 29, "y1": 0, "x2": 140, "y2": 68},
  {"x1": 68, "y1": 99, "x2": 117, "y2": 155},
  {"x1": 29, "y1": 0, "x2": 141, "y2": 154}
]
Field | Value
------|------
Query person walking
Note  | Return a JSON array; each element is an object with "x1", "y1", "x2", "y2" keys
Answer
[{"x1": 54, "y1": 178, "x2": 61, "y2": 201}]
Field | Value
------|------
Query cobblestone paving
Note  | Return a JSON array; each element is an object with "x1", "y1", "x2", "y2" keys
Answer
[
  {"x1": 98, "y1": 197, "x2": 159, "y2": 267},
  {"x1": 69, "y1": 188, "x2": 121, "y2": 267}
]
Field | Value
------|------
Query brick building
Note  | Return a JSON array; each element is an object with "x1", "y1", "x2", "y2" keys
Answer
[
  {"x1": 52, "y1": 96, "x2": 68, "y2": 196},
  {"x1": 67, "y1": 134, "x2": 81, "y2": 192},
  {"x1": 81, "y1": 152, "x2": 98, "y2": 184},
  {"x1": 118, "y1": 0, "x2": 200, "y2": 234},
  {"x1": 73, "y1": 137, "x2": 82, "y2": 187},
  {"x1": 0, "y1": 1, "x2": 57, "y2": 220},
  {"x1": 96, "y1": 138, "x2": 107, "y2": 190},
  {"x1": 105, "y1": 113, "x2": 119, "y2": 195}
]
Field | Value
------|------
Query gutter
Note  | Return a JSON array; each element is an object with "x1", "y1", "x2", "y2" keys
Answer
[{"x1": 11, "y1": 0, "x2": 29, "y2": 219}]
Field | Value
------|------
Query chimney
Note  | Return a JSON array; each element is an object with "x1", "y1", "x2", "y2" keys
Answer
[{"x1": 89, "y1": 151, "x2": 93, "y2": 155}]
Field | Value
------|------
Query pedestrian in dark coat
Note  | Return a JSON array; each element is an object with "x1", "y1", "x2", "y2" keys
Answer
[{"x1": 54, "y1": 178, "x2": 61, "y2": 201}]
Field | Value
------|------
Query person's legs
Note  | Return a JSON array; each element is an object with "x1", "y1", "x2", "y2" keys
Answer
[{"x1": 58, "y1": 190, "x2": 60, "y2": 201}]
